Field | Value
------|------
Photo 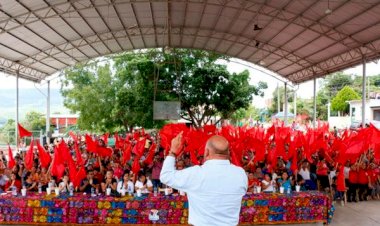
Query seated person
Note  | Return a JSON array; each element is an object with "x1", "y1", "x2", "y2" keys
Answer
[
  {"x1": 80, "y1": 170, "x2": 99, "y2": 194},
  {"x1": 261, "y1": 173, "x2": 274, "y2": 192},
  {"x1": 117, "y1": 172, "x2": 134, "y2": 194},
  {"x1": 101, "y1": 170, "x2": 117, "y2": 194},
  {"x1": 248, "y1": 172, "x2": 261, "y2": 192},
  {"x1": 5, "y1": 172, "x2": 22, "y2": 192},
  {"x1": 24, "y1": 172, "x2": 37, "y2": 191},
  {"x1": 135, "y1": 173, "x2": 153, "y2": 194},
  {"x1": 58, "y1": 174, "x2": 71, "y2": 193},
  {"x1": 277, "y1": 171, "x2": 292, "y2": 192}
]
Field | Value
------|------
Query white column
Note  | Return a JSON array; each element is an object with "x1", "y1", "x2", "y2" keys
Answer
[
  {"x1": 15, "y1": 71, "x2": 19, "y2": 151},
  {"x1": 313, "y1": 77, "x2": 317, "y2": 128},
  {"x1": 46, "y1": 80, "x2": 50, "y2": 143},
  {"x1": 284, "y1": 82, "x2": 288, "y2": 126},
  {"x1": 293, "y1": 90, "x2": 297, "y2": 116},
  {"x1": 327, "y1": 102, "x2": 331, "y2": 122},
  {"x1": 362, "y1": 59, "x2": 366, "y2": 127},
  {"x1": 277, "y1": 83, "x2": 280, "y2": 113}
]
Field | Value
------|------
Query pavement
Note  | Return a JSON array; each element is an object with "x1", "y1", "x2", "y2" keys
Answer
[{"x1": 329, "y1": 200, "x2": 380, "y2": 226}]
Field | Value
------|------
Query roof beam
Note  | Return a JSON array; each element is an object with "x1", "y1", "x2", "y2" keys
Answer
[
  {"x1": 267, "y1": 1, "x2": 380, "y2": 73},
  {"x1": 130, "y1": 2, "x2": 147, "y2": 48},
  {"x1": 222, "y1": 0, "x2": 266, "y2": 55},
  {"x1": 110, "y1": 1, "x2": 135, "y2": 49},
  {"x1": 190, "y1": 0, "x2": 208, "y2": 48},
  {"x1": 179, "y1": 0, "x2": 189, "y2": 47},
  {"x1": 68, "y1": 1, "x2": 112, "y2": 54},
  {"x1": 6, "y1": 1, "x2": 72, "y2": 68},
  {"x1": 89, "y1": 0, "x2": 123, "y2": 52},
  {"x1": 201, "y1": 0, "x2": 227, "y2": 50}
]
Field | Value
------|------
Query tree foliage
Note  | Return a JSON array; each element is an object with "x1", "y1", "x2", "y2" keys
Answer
[
  {"x1": 23, "y1": 111, "x2": 46, "y2": 132},
  {"x1": 61, "y1": 49, "x2": 267, "y2": 131},
  {"x1": 331, "y1": 86, "x2": 361, "y2": 114}
]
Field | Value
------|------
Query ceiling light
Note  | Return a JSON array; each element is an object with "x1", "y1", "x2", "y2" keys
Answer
[
  {"x1": 259, "y1": 60, "x2": 265, "y2": 66},
  {"x1": 253, "y1": 24, "x2": 262, "y2": 31},
  {"x1": 325, "y1": 8, "x2": 332, "y2": 15}
]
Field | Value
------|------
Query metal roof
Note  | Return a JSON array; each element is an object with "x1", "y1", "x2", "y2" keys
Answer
[{"x1": 1, "y1": 0, "x2": 380, "y2": 84}]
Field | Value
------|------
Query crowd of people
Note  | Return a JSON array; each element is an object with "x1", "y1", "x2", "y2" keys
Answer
[{"x1": 0, "y1": 122, "x2": 379, "y2": 206}]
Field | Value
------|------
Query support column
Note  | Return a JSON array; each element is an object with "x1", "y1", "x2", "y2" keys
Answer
[
  {"x1": 46, "y1": 80, "x2": 50, "y2": 144},
  {"x1": 362, "y1": 59, "x2": 366, "y2": 127},
  {"x1": 313, "y1": 77, "x2": 317, "y2": 129},
  {"x1": 293, "y1": 90, "x2": 297, "y2": 117},
  {"x1": 284, "y1": 82, "x2": 288, "y2": 126},
  {"x1": 15, "y1": 71, "x2": 19, "y2": 151},
  {"x1": 277, "y1": 83, "x2": 280, "y2": 113}
]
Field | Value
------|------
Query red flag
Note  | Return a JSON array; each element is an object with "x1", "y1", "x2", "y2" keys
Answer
[
  {"x1": 7, "y1": 145, "x2": 15, "y2": 169},
  {"x1": 114, "y1": 132, "x2": 124, "y2": 150},
  {"x1": 73, "y1": 166, "x2": 87, "y2": 188},
  {"x1": 74, "y1": 142, "x2": 84, "y2": 166},
  {"x1": 143, "y1": 143, "x2": 157, "y2": 165},
  {"x1": 189, "y1": 149, "x2": 200, "y2": 165},
  {"x1": 122, "y1": 143, "x2": 132, "y2": 165},
  {"x1": 132, "y1": 138, "x2": 147, "y2": 157},
  {"x1": 96, "y1": 146, "x2": 113, "y2": 157},
  {"x1": 69, "y1": 131, "x2": 78, "y2": 142},
  {"x1": 290, "y1": 152, "x2": 298, "y2": 174},
  {"x1": 101, "y1": 133, "x2": 109, "y2": 145},
  {"x1": 36, "y1": 140, "x2": 51, "y2": 169},
  {"x1": 68, "y1": 156, "x2": 77, "y2": 186},
  {"x1": 18, "y1": 123, "x2": 32, "y2": 138},
  {"x1": 131, "y1": 156, "x2": 141, "y2": 174},
  {"x1": 50, "y1": 149, "x2": 65, "y2": 182},
  {"x1": 57, "y1": 140, "x2": 72, "y2": 163},
  {"x1": 85, "y1": 134, "x2": 98, "y2": 154},
  {"x1": 25, "y1": 139, "x2": 34, "y2": 170}
]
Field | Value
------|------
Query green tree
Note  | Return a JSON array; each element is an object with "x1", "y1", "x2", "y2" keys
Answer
[
  {"x1": 0, "y1": 119, "x2": 15, "y2": 144},
  {"x1": 61, "y1": 49, "x2": 267, "y2": 131},
  {"x1": 331, "y1": 86, "x2": 361, "y2": 114},
  {"x1": 230, "y1": 105, "x2": 261, "y2": 125},
  {"x1": 22, "y1": 111, "x2": 46, "y2": 132},
  {"x1": 323, "y1": 72, "x2": 353, "y2": 98}
]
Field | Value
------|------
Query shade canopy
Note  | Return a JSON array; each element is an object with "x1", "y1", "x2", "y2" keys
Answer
[{"x1": 1, "y1": 0, "x2": 380, "y2": 83}]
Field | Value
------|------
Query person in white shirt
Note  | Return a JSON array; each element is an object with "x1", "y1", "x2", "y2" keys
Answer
[
  {"x1": 117, "y1": 172, "x2": 134, "y2": 194},
  {"x1": 160, "y1": 133, "x2": 247, "y2": 226},
  {"x1": 58, "y1": 175, "x2": 70, "y2": 193},
  {"x1": 134, "y1": 173, "x2": 153, "y2": 194},
  {"x1": 261, "y1": 173, "x2": 274, "y2": 192}
]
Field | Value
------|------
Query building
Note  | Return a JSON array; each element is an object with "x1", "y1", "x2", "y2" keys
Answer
[
  {"x1": 50, "y1": 114, "x2": 78, "y2": 129},
  {"x1": 348, "y1": 99, "x2": 380, "y2": 122}
]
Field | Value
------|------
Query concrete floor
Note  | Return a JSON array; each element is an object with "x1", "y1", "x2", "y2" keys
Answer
[{"x1": 329, "y1": 200, "x2": 380, "y2": 226}]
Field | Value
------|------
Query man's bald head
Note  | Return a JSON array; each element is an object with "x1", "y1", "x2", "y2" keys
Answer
[{"x1": 206, "y1": 135, "x2": 229, "y2": 156}]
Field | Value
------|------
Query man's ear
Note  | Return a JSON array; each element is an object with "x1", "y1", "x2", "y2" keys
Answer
[{"x1": 204, "y1": 148, "x2": 209, "y2": 159}]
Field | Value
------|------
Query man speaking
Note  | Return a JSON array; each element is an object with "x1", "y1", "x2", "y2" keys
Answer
[{"x1": 160, "y1": 132, "x2": 248, "y2": 226}]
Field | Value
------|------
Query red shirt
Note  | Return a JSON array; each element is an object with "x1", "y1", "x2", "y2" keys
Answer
[
  {"x1": 358, "y1": 169, "x2": 369, "y2": 185},
  {"x1": 349, "y1": 170, "x2": 359, "y2": 184},
  {"x1": 369, "y1": 169, "x2": 378, "y2": 184},
  {"x1": 316, "y1": 162, "x2": 328, "y2": 176},
  {"x1": 248, "y1": 178, "x2": 261, "y2": 188},
  {"x1": 4, "y1": 180, "x2": 22, "y2": 192}
]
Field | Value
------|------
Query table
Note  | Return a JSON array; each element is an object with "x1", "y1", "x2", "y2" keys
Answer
[{"x1": 0, "y1": 191, "x2": 334, "y2": 225}]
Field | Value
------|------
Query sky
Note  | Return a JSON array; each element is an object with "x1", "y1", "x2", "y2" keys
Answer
[{"x1": 0, "y1": 59, "x2": 379, "y2": 114}]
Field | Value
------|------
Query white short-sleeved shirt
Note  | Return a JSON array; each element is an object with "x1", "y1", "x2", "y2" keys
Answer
[
  {"x1": 160, "y1": 157, "x2": 247, "y2": 226},
  {"x1": 117, "y1": 180, "x2": 134, "y2": 193},
  {"x1": 262, "y1": 180, "x2": 274, "y2": 192},
  {"x1": 135, "y1": 179, "x2": 153, "y2": 193}
]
